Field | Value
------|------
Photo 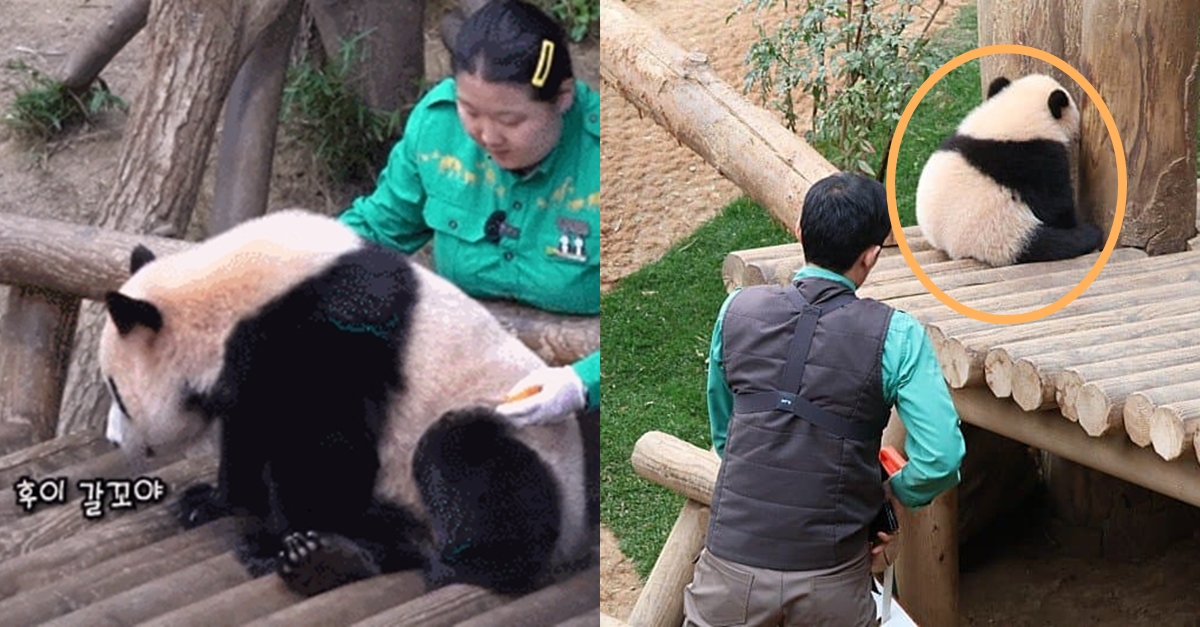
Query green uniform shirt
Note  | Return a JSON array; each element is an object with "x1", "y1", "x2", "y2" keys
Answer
[
  {"x1": 706, "y1": 266, "x2": 965, "y2": 508},
  {"x1": 340, "y1": 78, "x2": 600, "y2": 409}
]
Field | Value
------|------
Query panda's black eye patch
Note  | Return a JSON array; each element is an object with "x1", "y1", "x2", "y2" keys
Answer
[{"x1": 108, "y1": 377, "x2": 132, "y2": 422}]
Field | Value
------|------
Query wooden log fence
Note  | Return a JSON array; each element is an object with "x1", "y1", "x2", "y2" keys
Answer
[{"x1": 600, "y1": 0, "x2": 837, "y2": 233}]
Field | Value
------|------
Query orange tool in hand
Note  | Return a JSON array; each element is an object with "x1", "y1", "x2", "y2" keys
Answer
[
  {"x1": 879, "y1": 446, "x2": 907, "y2": 477},
  {"x1": 502, "y1": 385, "x2": 543, "y2": 404}
]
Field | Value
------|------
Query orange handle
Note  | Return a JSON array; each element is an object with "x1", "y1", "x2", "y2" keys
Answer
[
  {"x1": 503, "y1": 385, "x2": 543, "y2": 403},
  {"x1": 879, "y1": 446, "x2": 907, "y2": 477}
]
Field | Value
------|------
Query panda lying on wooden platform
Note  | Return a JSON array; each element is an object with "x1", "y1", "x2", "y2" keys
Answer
[
  {"x1": 915, "y1": 73, "x2": 1104, "y2": 266},
  {"x1": 98, "y1": 210, "x2": 596, "y2": 596}
]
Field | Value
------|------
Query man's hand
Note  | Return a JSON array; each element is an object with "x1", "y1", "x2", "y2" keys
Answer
[
  {"x1": 870, "y1": 530, "x2": 897, "y2": 575},
  {"x1": 496, "y1": 366, "x2": 587, "y2": 426}
]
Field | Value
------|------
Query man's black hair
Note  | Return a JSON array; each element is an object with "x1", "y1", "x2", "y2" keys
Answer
[
  {"x1": 799, "y1": 172, "x2": 891, "y2": 274},
  {"x1": 451, "y1": 0, "x2": 574, "y2": 102}
]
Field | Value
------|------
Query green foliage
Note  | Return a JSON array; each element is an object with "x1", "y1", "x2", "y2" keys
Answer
[
  {"x1": 739, "y1": 0, "x2": 947, "y2": 177},
  {"x1": 600, "y1": 197, "x2": 790, "y2": 577},
  {"x1": 281, "y1": 32, "x2": 405, "y2": 186},
  {"x1": 890, "y1": 1, "x2": 979, "y2": 226},
  {"x1": 3, "y1": 60, "x2": 126, "y2": 142},
  {"x1": 536, "y1": 0, "x2": 599, "y2": 42}
]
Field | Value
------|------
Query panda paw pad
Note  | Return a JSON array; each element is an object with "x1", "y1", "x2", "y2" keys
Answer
[
  {"x1": 277, "y1": 531, "x2": 381, "y2": 596},
  {"x1": 279, "y1": 531, "x2": 322, "y2": 574}
]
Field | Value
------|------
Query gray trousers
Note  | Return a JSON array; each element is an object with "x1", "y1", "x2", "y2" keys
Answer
[{"x1": 682, "y1": 547, "x2": 876, "y2": 627}]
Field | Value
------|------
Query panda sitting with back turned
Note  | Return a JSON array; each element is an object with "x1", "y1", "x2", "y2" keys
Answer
[
  {"x1": 98, "y1": 209, "x2": 596, "y2": 596},
  {"x1": 915, "y1": 73, "x2": 1105, "y2": 266}
]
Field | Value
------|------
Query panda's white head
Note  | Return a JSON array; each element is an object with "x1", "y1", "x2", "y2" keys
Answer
[
  {"x1": 958, "y1": 73, "x2": 1079, "y2": 145},
  {"x1": 99, "y1": 246, "x2": 218, "y2": 459},
  {"x1": 98, "y1": 211, "x2": 365, "y2": 459}
]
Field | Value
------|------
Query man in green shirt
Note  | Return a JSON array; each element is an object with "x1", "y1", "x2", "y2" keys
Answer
[
  {"x1": 339, "y1": 1, "x2": 598, "y2": 424},
  {"x1": 685, "y1": 173, "x2": 965, "y2": 626}
]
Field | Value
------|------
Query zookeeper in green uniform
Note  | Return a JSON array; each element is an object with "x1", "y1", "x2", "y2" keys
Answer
[{"x1": 339, "y1": 0, "x2": 598, "y2": 425}]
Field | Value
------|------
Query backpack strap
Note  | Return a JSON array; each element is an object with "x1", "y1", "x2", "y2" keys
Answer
[{"x1": 733, "y1": 282, "x2": 875, "y2": 441}]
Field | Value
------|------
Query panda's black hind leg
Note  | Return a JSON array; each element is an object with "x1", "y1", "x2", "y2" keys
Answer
[
  {"x1": 1017, "y1": 222, "x2": 1104, "y2": 263},
  {"x1": 414, "y1": 407, "x2": 561, "y2": 595},
  {"x1": 277, "y1": 531, "x2": 382, "y2": 596}
]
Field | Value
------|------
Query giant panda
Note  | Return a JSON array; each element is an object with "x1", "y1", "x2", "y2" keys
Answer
[
  {"x1": 915, "y1": 73, "x2": 1104, "y2": 266},
  {"x1": 98, "y1": 209, "x2": 596, "y2": 596}
]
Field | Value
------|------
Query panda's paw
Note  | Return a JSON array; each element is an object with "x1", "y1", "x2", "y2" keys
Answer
[
  {"x1": 277, "y1": 531, "x2": 381, "y2": 596},
  {"x1": 175, "y1": 483, "x2": 229, "y2": 528}
]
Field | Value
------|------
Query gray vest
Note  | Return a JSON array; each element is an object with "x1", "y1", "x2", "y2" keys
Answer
[{"x1": 707, "y1": 276, "x2": 894, "y2": 571}]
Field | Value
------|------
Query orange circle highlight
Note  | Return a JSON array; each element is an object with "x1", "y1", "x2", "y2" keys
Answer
[{"x1": 886, "y1": 44, "x2": 1126, "y2": 325}]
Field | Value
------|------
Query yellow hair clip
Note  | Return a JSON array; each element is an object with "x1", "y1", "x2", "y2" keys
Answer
[{"x1": 531, "y1": 39, "x2": 554, "y2": 88}]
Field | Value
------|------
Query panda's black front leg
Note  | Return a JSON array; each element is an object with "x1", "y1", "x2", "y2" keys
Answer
[{"x1": 177, "y1": 420, "x2": 271, "y2": 529}]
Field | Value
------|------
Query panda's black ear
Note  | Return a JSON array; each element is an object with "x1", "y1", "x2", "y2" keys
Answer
[
  {"x1": 986, "y1": 76, "x2": 1011, "y2": 99},
  {"x1": 1048, "y1": 89, "x2": 1071, "y2": 120},
  {"x1": 105, "y1": 292, "x2": 163, "y2": 336},
  {"x1": 130, "y1": 244, "x2": 156, "y2": 275}
]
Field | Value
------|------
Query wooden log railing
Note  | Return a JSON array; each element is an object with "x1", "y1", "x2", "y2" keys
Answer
[
  {"x1": 0, "y1": 212, "x2": 599, "y2": 444},
  {"x1": 600, "y1": 0, "x2": 837, "y2": 233}
]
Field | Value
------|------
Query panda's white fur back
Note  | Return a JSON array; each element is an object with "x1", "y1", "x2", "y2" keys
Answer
[
  {"x1": 376, "y1": 261, "x2": 590, "y2": 566},
  {"x1": 916, "y1": 151, "x2": 1041, "y2": 265},
  {"x1": 915, "y1": 74, "x2": 1080, "y2": 266}
]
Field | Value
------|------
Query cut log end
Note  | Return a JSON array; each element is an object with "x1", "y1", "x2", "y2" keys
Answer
[
  {"x1": 1150, "y1": 407, "x2": 1187, "y2": 461},
  {"x1": 943, "y1": 341, "x2": 983, "y2": 389},
  {"x1": 1010, "y1": 359, "x2": 1057, "y2": 412},
  {"x1": 1057, "y1": 373, "x2": 1085, "y2": 422},
  {"x1": 984, "y1": 350, "x2": 1014, "y2": 398},
  {"x1": 1123, "y1": 393, "x2": 1156, "y2": 447},
  {"x1": 1075, "y1": 384, "x2": 1123, "y2": 437}
]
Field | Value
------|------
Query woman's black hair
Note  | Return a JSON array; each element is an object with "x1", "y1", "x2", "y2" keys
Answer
[
  {"x1": 799, "y1": 172, "x2": 892, "y2": 274},
  {"x1": 451, "y1": 0, "x2": 574, "y2": 102}
]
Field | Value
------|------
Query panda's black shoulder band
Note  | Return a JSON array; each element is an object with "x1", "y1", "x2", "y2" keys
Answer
[{"x1": 986, "y1": 76, "x2": 1011, "y2": 99}]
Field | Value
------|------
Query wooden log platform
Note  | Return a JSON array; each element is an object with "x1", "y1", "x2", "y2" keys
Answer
[{"x1": 0, "y1": 429, "x2": 600, "y2": 624}]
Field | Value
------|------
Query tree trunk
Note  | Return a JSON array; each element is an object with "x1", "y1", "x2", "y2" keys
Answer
[
  {"x1": 209, "y1": 0, "x2": 306, "y2": 236},
  {"x1": 55, "y1": 0, "x2": 151, "y2": 90},
  {"x1": 977, "y1": 0, "x2": 1082, "y2": 103},
  {"x1": 308, "y1": 0, "x2": 427, "y2": 112},
  {"x1": 439, "y1": 0, "x2": 490, "y2": 52},
  {"x1": 58, "y1": 0, "x2": 294, "y2": 436},
  {"x1": 1078, "y1": 0, "x2": 1200, "y2": 252},
  {"x1": 0, "y1": 287, "x2": 79, "y2": 450}
]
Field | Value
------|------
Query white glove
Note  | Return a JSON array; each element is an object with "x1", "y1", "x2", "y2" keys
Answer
[{"x1": 497, "y1": 366, "x2": 587, "y2": 426}]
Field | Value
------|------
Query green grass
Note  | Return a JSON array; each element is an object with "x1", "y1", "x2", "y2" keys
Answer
[
  {"x1": 3, "y1": 60, "x2": 126, "y2": 143},
  {"x1": 600, "y1": 198, "x2": 789, "y2": 576}
]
